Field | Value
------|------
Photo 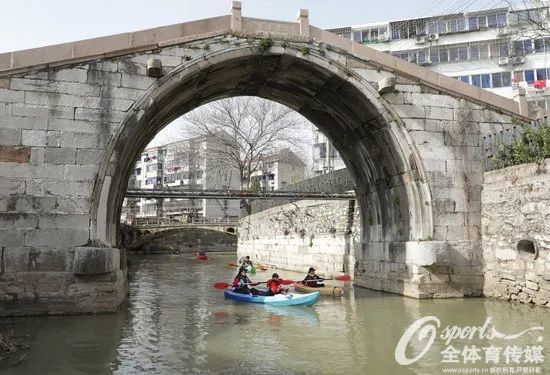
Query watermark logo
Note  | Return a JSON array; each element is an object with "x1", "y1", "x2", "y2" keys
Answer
[{"x1": 395, "y1": 316, "x2": 544, "y2": 373}]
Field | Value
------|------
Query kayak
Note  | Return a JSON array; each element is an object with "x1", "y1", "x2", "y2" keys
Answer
[
  {"x1": 294, "y1": 282, "x2": 344, "y2": 297},
  {"x1": 224, "y1": 289, "x2": 320, "y2": 306},
  {"x1": 196, "y1": 255, "x2": 208, "y2": 261}
]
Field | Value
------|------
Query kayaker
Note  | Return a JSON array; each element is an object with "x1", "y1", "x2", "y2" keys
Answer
[
  {"x1": 238, "y1": 255, "x2": 253, "y2": 268},
  {"x1": 198, "y1": 250, "x2": 207, "y2": 256},
  {"x1": 232, "y1": 267, "x2": 260, "y2": 295},
  {"x1": 303, "y1": 267, "x2": 325, "y2": 288},
  {"x1": 266, "y1": 273, "x2": 288, "y2": 296}
]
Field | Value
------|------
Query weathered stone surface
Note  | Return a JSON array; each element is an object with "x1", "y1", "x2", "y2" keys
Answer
[
  {"x1": 482, "y1": 158, "x2": 550, "y2": 308},
  {"x1": 72, "y1": 247, "x2": 120, "y2": 275},
  {"x1": 0, "y1": 145, "x2": 31, "y2": 163},
  {"x1": 44, "y1": 147, "x2": 76, "y2": 165}
]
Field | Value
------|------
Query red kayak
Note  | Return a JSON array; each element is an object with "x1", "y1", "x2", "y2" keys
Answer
[{"x1": 196, "y1": 254, "x2": 208, "y2": 261}]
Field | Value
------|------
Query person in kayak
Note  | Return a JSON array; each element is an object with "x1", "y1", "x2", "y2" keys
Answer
[
  {"x1": 232, "y1": 267, "x2": 260, "y2": 295},
  {"x1": 266, "y1": 273, "x2": 289, "y2": 296},
  {"x1": 238, "y1": 255, "x2": 253, "y2": 268},
  {"x1": 303, "y1": 267, "x2": 325, "y2": 288}
]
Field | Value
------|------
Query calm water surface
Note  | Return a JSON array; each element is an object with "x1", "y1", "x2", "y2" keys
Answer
[{"x1": 1, "y1": 253, "x2": 549, "y2": 374}]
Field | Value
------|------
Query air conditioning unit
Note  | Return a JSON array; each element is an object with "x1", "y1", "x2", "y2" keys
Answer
[
  {"x1": 429, "y1": 33, "x2": 439, "y2": 41},
  {"x1": 511, "y1": 56, "x2": 525, "y2": 65},
  {"x1": 415, "y1": 35, "x2": 427, "y2": 45},
  {"x1": 498, "y1": 57, "x2": 510, "y2": 65},
  {"x1": 418, "y1": 60, "x2": 432, "y2": 66}
]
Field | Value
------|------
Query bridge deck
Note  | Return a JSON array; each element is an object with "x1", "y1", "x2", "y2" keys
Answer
[{"x1": 125, "y1": 188, "x2": 356, "y2": 200}]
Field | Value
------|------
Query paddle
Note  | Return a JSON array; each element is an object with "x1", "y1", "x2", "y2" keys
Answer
[
  {"x1": 214, "y1": 281, "x2": 267, "y2": 289},
  {"x1": 213, "y1": 279, "x2": 294, "y2": 289}
]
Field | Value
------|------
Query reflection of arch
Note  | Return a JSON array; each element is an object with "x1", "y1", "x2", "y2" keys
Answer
[
  {"x1": 92, "y1": 43, "x2": 433, "y2": 251},
  {"x1": 226, "y1": 227, "x2": 236, "y2": 234}
]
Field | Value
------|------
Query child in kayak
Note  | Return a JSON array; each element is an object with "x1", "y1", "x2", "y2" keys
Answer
[
  {"x1": 238, "y1": 255, "x2": 253, "y2": 268},
  {"x1": 302, "y1": 267, "x2": 325, "y2": 288},
  {"x1": 266, "y1": 273, "x2": 289, "y2": 295},
  {"x1": 232, "y1": 267, "x2": 260, "y2": 295}
]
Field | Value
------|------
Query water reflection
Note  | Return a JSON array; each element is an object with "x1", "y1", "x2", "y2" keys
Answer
[{"x1": 0, "y1": 253, "x2": 548, "y2": 375}]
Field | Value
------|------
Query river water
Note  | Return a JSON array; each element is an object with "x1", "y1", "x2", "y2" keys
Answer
[{"x1": 1, "y1": 253, "x2": 549, "y2": 374}]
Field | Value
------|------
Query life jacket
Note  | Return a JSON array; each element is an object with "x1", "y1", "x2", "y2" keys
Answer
[
  {"x1": 233, "y1": 274, "x2": 250, "y2": 288},
  {"x1": 266, "y1": 278, "x2": 281, "y2": 294}
]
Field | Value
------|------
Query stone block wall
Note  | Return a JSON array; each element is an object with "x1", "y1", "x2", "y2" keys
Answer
[
  {"x1": 238, "y1": 199, "x2": 358, "y2": 275},
  {"x1": 482, "y1": 158, "x2": 550, "y2": 307}
]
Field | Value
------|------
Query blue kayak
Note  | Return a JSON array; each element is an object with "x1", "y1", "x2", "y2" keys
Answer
[{"x1": 224, "y1": 289, "x2": 320, "y2": 306}]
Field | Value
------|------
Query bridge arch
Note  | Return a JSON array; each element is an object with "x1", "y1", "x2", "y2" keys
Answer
[{"x1": 92, "y1": 42, "x2": 433, "y2": 258}]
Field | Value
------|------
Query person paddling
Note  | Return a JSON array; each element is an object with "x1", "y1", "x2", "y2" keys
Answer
[
  {"x1": 266, "y1": 273, "x2": 289, "y2": 296},
  {"x1": 303, "y1": 267, "x2": 325, "y2": 288},
  {"x1": 232, "y1": 267, "x2": 260, "y2": 295},
  {"x1": 238, "y1": 255, "x2": 253, "y2": 267}
]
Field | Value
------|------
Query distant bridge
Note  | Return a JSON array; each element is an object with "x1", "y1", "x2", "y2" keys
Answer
[
  {"x1": 129, "y1": 217, "x2": 237, "y2": 234},
  {"x1": 124, "y1": 188, "x2": 356, "y2": 200}
]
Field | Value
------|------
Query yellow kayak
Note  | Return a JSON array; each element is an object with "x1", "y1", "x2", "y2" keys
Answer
[{"x1": 294, "y1": 282, "x2": 344, "y2": 297}]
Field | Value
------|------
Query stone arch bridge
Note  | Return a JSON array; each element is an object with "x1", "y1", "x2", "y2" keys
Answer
[{"x1": 0, "y1": 2, "x2": 530, "y2": 315}]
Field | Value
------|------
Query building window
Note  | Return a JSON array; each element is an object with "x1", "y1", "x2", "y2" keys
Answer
[
  {"x1": 470, "y1": 45, "x2": 479, "y2": 60},
  {"x1": 481, "y1": 74, "x2": 491, "y2": 88},
  {"x1": 428, "y1": 22, "x2": 437, "y2": 35},
  {"x1": 478, "y1": 15, "x2": 487, "y2": 29},
  {"x1": 487, "y1": 14, "x2": 497, "y2": 28},
  {"x1": 502, "y1": 72, "x2": 512, "y2": 87},
  {"x1": 145, "y1": 177, "x2": 157, "y2": 185},
  {"x1": 457, "y1": 18, "x2": 467, "y2": 32},
  {"x1": 417, "y1": 50, "x2": 426, "y2": 64},
  {"x1": 430, "y1": 48, "x2": 439, "y2": 63},
  {"x1": 479, "y1": 44, "x2": 489, "y2": 59},
  {"x1": 268, "y1": 174, "x2": 275, "y2": 181},
  {"x1": 499, "y1": 43, "x2": 509, "y2": 57},
  {"x1": 514, "y1": 40, "x2": 533, "y2": 55},
  {"x1": 361, "y1": 29, "x2": 370, "y2": 43},
  {"x1": 471, "y1": 75, "x2": 482, "y2": 87},
  {"x1": 524, "y1": 70, "x2": 535, "y2": 84},
  {"x1": 135, "y1": 168, "x2": 141, "y2": 175},
  {"x1": 439, "y1": 48, "x2": 449, "y2": 62},
  {"x1": 437, "y1": 20, "x2": 447, "y2": 34},
  {"x1": 391, "y1": 28, "x2": 400, "y2": 40},
  {"x1": 536, "y1": 68, "x2": 547, "y2": 81},
  {"x1": 353, "y1": 30, "x2": 361, "y2": 42},
  {"x1": 459, "y1": 76, "x2": 470, "y2": 84},
  {"x1": 497, "y1": 13, "x2": 507, "y2": 27},
  {"x1": 469, "y1": 17, "x2": 479, "y2": 30},
  {"x1": 492, "y1": 72, "x2": 503, "y2": 88}
]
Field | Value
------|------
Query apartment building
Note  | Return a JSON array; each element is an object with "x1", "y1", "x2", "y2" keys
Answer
[
  {"x1": 122, "y1": 137, "x2": 240, "y2": 224},
  {"x1": 312, "y1": 4, "x2": 550, "y2": 173},
  {"x1": 249, "y1": 149, "x2": 306, "y2": 191}
]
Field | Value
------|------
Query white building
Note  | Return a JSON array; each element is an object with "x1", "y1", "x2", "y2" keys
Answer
[
  {"x1": 250, "y1": 149, "x2": 306, "y2": 191},
  {"x1": 315, "y1": 4, "x2": 550, "y2": 171},
  {"x1": 122, "y1": 136, "x2": 240, "y2": 223},
  {"x1": 327, "y1": 4, "x2": 550, "y2": 114}
]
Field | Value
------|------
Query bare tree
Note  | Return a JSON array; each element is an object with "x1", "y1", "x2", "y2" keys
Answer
[{"x1": 177, "y1": 97, "x2": 310, "y2": 190}]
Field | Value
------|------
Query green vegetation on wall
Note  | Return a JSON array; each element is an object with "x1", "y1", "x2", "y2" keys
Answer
[{"x1": 491, "y1": 124, "x2": 550, "y2": 169}]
